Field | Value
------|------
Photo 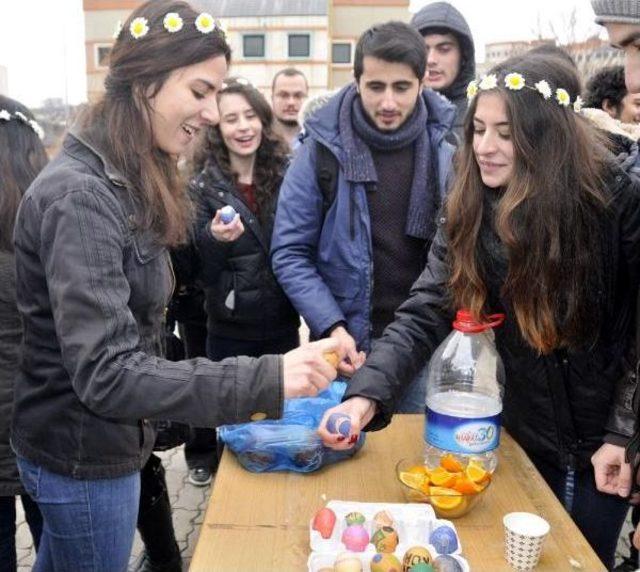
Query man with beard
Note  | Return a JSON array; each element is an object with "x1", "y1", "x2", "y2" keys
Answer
[
  {"x1": 271, "y1": 67, "x2": 308, "y2": 151},
  {"x1": 271, "y1": 22, "x2": 455, "y2": 412}
]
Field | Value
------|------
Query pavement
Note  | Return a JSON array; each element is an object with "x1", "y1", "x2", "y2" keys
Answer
[{"x1": 15, "y1": 445, "x2": 210, "y2": 572}]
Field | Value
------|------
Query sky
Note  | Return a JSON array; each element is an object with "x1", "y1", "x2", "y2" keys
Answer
[{"x1": 0, "y1": 0, "x2": 606, "y2": 109}]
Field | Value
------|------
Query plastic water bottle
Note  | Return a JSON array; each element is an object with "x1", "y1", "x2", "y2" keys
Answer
[{"x1": 424, "y1": 310, "x2": 505, "y2": 473}]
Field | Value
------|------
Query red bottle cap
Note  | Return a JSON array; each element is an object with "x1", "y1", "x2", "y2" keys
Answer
[{"x1": 452, "y1": 309, "x2": 505, "y2": 333}]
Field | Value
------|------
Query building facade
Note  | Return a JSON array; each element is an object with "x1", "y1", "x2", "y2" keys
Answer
[
  {"x1": 483, "y1": 36, "x2": 624, "y2": 82},
  {"x1": 83, "y1": 0, "x2": 410, "y2": 101}
]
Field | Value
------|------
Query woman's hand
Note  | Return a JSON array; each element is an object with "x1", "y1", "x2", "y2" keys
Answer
[
  {"x1": 282, "y1": 338, "x2": 341, "y2": 398},
  {"x1": 210, "y1": 209, "x2": 244, "y2": 242},
  {"x1": 329, "y1": 326, "x2": 366, "y2": 377},
  {"x1": 317, "y1": 397, "x2": 377, "y2": 449},
  {"x1": 591, "y1": 443, "x2": 632, "y2": 497}
]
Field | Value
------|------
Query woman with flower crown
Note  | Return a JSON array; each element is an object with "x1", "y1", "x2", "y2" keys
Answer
[
  {"x1": 317, "y1": 52, "x2": 640, "y2": 569},
  {"x1": 10, "y1": 1, "x2": 337, "y2": 569},
  {"x1": 0, "y1": 95, "x2": 46, "y2": 572}
]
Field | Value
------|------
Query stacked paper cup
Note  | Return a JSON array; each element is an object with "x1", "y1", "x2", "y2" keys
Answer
[{"x1": 503, "y1": 512, "x2": 550, "y2": 570}]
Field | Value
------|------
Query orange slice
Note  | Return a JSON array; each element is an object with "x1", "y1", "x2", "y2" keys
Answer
[
  {"x1": 466, "y1": 461, "x2": 491, "y2": 485},
  {"x1": 399, "y1": 471, "x2": 427, "y2": 491},
  {"x1": 429, "y1": 486, "x2": 464, "y2": 510},
  {"x1": 429, "y1": 467, "x2": 458, "y2": 488},
  {"x1": 407, "y1": 464, "x2": 430, "y2": 476},
  {"x1": 440, "y1": 453, "x2": 464, "y2": 473},
  {"x1": 453, "y1": 476, "x2": 484, "y2": 495}
]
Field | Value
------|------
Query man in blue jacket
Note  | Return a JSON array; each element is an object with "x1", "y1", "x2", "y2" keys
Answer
[{"x1": 271, "y1": 21, "x2": 455, "y2": 412}]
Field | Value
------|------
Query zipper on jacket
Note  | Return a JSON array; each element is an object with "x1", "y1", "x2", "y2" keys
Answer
[{"x1": 349, "y1": 193, "x2": 356, "y2": 241}]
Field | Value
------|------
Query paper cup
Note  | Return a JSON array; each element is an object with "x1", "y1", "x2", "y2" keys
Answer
[{"x1": 503, "y1": 512, "x2": 550, "y2": 571}]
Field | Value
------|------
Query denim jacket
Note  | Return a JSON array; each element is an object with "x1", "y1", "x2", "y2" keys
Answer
[{"x1": 11, "y1": 122, "x2": 283, "y2": 479}]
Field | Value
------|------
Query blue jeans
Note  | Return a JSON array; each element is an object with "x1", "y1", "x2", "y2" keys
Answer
[
  {"x1": 17, "y1": 457, "x2": 140, "y2": 572},
  {"x1": 0, "y1": 494, "x2": 42, "y2": 572},
  {"x1": 396, "y1": 362, "x2": 429, "y2": 413},
  {"x1": 529, "y1": 452, "x2": 628, "y2": 571}
]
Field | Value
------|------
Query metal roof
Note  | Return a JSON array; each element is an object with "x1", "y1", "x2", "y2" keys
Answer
[{"x1": 195, "y1": 0, "x2": 328, "y2": 17}]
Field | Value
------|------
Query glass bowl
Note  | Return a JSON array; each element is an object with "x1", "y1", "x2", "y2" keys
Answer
[{"x1": 395, "y1": 457, "x2": 492, "y2": 518}]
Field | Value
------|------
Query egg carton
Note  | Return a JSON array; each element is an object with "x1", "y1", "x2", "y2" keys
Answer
[{"x1": 308, "y1": 500, "x2": 470, "y2": 571}]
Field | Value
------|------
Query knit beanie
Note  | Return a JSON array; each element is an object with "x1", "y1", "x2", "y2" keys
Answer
[{"x1": 592, "y1": 0, "x2": 640, "y2": 24}]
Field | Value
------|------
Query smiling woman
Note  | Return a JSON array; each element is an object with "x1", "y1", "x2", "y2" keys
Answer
[
  {"x1": 317, "y1": 51, "x2": 640, "y2": 571},
  {"x1": 10, "y1": 1, "x2": 339, "y2": 570},
  {"x1": 187, "y1": 78, "x2": 300, "y2": 371}
]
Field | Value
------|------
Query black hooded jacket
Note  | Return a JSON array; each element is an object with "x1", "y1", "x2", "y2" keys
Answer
[{"x1": 411, "y1": 1, "x2": 476, "y2": 135}]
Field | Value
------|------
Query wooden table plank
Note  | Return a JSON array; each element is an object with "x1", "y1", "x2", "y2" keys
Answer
[{"x1": 191, "y1": 415, "x2": 605, "y2": 571}]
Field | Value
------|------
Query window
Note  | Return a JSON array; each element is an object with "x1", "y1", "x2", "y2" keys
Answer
[
  {"x1": 243, "y1": 34, "x2": 265, "y2": 58},
  {"x1": 95, "y1": 44, "x2": 112, "y2": 68},
  {"x1": 332, "y1": 42, "x2": 351, "y2": 64},
  {"x1": 288, "y1": 34, "x2": 310, "y2": 58}
]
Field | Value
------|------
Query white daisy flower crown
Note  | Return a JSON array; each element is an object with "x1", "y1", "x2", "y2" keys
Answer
[
  {"x1": 0, "y1": 109, "x2": 45, "y2": 140},
  {"x1": 114, "y1": 12, "x2": 227, "y2": 41},
  {"x1": 467, "y1": 73, "x2": 583, "y2": 113}
]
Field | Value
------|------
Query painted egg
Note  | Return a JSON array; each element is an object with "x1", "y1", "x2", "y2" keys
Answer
[
  {"x1": 335, "y1": 552, "x2": 363, "y2": 572},
  {"x1": 433, "y1": 555, "x2": 464, "y2": 572},
  {"x1": 408, "y1": 564, "x2": 436, "y2": 572},
  {"x1": 345, "y1": 511, "x2": 366, "y2": 526},
  {"x1": 341, "y1": 523, "x2": 370, "y2": 552},
  {"x1": 373, "y1": 509, "x2": 395, "y2": 531},
  {"x1": 370, "y1": 552, "x2": 403, "y2": 572},
  {"x1": 402, "y1": 546, "x2": 433, "y2": 572},
  {"x1": 220, "y1": 205, "x2": 237, "y2": 224},
  {"x1": 312, "y1": 507, "x2": 337, "y2": 539},
  {"x1": 371, "y1": 526, "x2": 399, "y2": 553},
  {"x1": 429, "y1": 525, "x2": 459, "y2": 555},
  {"x1": 327, "y1": 412, "x2": 352, "y2": 436}
]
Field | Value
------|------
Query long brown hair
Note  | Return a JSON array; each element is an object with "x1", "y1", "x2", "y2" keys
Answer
[
  {"x1": 0, "y1": 96, "x2": 48, "y2": 251},
  {"x1": 82, "y1": 0, "x2": 230, "y2": 246},
  {"x1": 447, "y1": 54, "x2": 612, "y2": 353},
  {"x1": 195, "y1": 78, "x2": 290, "y2": 221}
]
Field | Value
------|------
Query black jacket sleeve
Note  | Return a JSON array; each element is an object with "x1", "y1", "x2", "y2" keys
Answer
[{"x1": 343, "y1": 221, "x2": 454, "y2": 430}]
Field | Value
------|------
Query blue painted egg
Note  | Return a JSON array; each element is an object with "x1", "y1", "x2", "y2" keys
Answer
[
  {"x1": 433, "y1": 555, "x2": 464, "y2": 572},
  {"x1": 220, "y1": 205, "x2": 237, "y2": 224},
  {"x1": 429, "y1": 525, "x2": 458, "y2": 554}
]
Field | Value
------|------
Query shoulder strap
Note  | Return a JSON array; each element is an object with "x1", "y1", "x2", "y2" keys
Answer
[{"x1": 315, "y1": 141, "x2": 339, "y2": 216}]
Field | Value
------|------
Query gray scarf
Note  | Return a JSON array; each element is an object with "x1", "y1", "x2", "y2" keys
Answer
[{"x1": 338, "y1": 84, "x2": 439, "y2": 240}]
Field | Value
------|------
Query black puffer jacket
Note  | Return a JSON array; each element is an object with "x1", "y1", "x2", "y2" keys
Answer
[
  {"x1": 191, "y1": 164, "x2": 299, "y2": 341},
  {"x1": 345, "y1": 168, "x2": 640, "y2": 471},
  {"x1": 0, "y1": 251, "x2": 23, "y2": 495}
]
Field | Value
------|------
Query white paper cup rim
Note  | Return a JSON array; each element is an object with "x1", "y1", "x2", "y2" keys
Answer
[{"x1": 503, "y1": 512, "x2": 550, "y2": 538}]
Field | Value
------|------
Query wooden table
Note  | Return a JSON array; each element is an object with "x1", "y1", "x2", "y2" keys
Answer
[{"x1": 190, "y1": 415, "x2": 605, "y2": 571}]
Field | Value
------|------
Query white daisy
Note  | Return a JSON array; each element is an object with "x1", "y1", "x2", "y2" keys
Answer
[
  {"x1": 479, "y1": 74, "x2": 498, "y2": 90},
  {"x1": 534, "y1": 80, "x2": 552, "y2": 100},
  {"x1": 195, "y1": 13, "x2": 215, "y2": 34},
  {"x1": 556, "y1": 88, "x2": 571, "y2": 107},
  {"x1": 466, "y1": 80, "x2": 478, "y2": 100},
  {"x1": 163, "y1": 12, "x2": 183, "y2": 33},
  {"x1": 504, "y1": 72, "x2": 525, "y2": 91},
  {"x1": 130, "y1": 17, "x2": 149, "y2": 39}
]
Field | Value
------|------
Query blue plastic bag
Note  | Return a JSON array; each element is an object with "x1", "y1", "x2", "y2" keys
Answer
[{"x1": 217, "y1": 381, "x2": 365, "y2": 472}]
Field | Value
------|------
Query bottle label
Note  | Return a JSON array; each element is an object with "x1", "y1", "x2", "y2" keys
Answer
[{"x1": 425, "y1": 407, "x2": 501, "y2": 454}]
